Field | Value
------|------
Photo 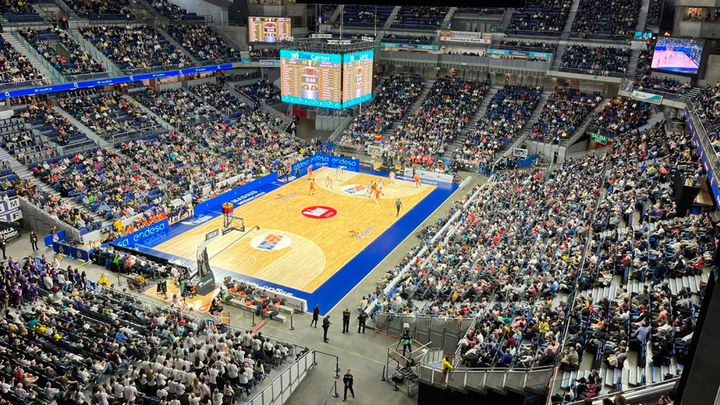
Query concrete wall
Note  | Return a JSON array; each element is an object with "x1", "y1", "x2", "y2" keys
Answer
[
  {"x1": 212, "y1": 25, "x2": 248, "y2": 50},
  {"x1": 19, "y1": 198, "x2": 83, "y2": 243},
  {"x1": 704, "y1": 54, "x2": 720, "y2": 84}
]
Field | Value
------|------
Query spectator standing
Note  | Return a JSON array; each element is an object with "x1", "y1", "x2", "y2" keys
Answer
[{"x1": 0, "y1": 234, "x2": 6, "y2": 259}]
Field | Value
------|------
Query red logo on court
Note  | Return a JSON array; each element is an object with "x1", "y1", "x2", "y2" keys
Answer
[{"x1": 301, "y1": 206, "x2": 337, "y2": 219}]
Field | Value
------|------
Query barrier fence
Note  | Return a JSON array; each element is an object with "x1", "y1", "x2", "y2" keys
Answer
[
  {"x1": 246, "y1": 350, "x2": 315, "y2": 405},
  {"x1": 372, "y1": 313, "x2": 474, "y2": 354}
]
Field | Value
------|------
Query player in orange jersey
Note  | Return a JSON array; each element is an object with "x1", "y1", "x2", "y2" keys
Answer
[
  {"x1": 414, "y1": 174, "x2": 421, "y2": 188},
  {"x1": 307, "y1": 164, "x2": 313, "y2": 178},
  {"x1": 374, "y1": 188, "x2": 382, "y2": 204},
  {"x1": 309, "y1": 178, "x2": 316, "y2": 196}
]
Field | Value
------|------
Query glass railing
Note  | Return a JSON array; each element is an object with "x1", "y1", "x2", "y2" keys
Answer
[
  {"x1": 555, "y1": 66, "x2": 626, "y2": 78},
  {"x1": 0, "y1": 78, "x2": 50, "y2": 92}
]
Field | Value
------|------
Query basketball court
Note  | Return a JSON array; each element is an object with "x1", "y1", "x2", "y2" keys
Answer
[{"x1": 135, "y1": 167, "x2": 457, "y2": 312}]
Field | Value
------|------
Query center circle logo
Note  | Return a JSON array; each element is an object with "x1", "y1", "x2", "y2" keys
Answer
[
  {"x1": 340, "y1": 184, "x2": 367, "y2": 195},
  {"x1": 250, "y1": 233, "x2": 292, "y2": 251},
  {"x1": 301, "y1": 206, "x2": 337, "y2": 219}
]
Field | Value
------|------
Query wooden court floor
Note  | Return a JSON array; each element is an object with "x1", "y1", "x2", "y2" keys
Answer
[{"x1": 154, "y1": 168, "x2": 436, "y2": 292}]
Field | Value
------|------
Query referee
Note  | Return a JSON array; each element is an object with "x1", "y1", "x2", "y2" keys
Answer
[{"x1": 395, "y1": 198, "x2": 402, "y2": 217}]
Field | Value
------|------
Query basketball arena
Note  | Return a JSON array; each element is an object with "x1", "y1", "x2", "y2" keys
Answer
[{"x1": 0, "y1": 1, "x2": 719, "y2": 405}]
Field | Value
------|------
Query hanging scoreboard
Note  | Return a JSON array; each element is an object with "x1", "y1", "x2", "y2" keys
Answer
[
  {"x1": 249, "y1": 17, "x2": 292, "y2": 43},
  {"x1": 341, "y1": 50, "x2": 374, "y2": 108},
  {"x1": 280, "y1": 50, "x2": 342, "y2": 109}
]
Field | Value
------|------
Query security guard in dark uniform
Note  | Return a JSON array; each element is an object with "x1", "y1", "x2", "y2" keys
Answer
[
  {"x1": 342, "y1": 308, "x2": 350, "y2": 333},
  {"x1": 357, "y1": 311, "x2": 367, "y2": 333}
]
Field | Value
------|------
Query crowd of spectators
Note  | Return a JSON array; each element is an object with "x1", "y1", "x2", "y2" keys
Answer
[
  {"x1": 150, "y1": 0, "x2": 202, "y2": 21},
  {"x1": 164, "y1": 24, "x2": 241, "y2": 62},
  {"x1": 248, "y1": 48, "x2": 279, "y2": 60},
  {"x1": 382, "y1": 34, "x2": 435, "y2": 45},
  {"x1": 386, "y1": 77, "x2": 489, "y2": 166},
  {"x1": 30, "y1": 148, "x2": 185, "y2": 220},
  {"x1": 337, "y1": 74, "x2": 422, "y2": 150},
  {"x1": 342, "y1": 5, "x2": 394, "y2": 27},
  {"x1": 189, "y1": 82, "x2": 251, "y2": 118},
  {"x1": 0, "y1": 116, "x2": 52, "y2": 163},
  {"x1": 646, "y1": 0, "x2": 665, "y2": 26},
  {"x1": 236, "y1": 80, "x2": 281, "y2": 104},
  {"x1": 571, "y1": 0, "x2": 640, "y2": 38},
  {"x1": 593, "y1": 97, "x2": 650, "y2": 135},
  {"x1": 506, "y1": 0, "x2": 571, "y2": 35},
  {"x1": 391, "y1": 6, "x2": 449, "y2": 30},
  {"x1": 531, "y1": 88, "x2": 602, "y2": 143},
  {"x1": 683, "y1": 7, "x2": 719, "y2": 22},
  {"x1": 58, "y1": 91, "x2": 163, "y2": 142},
  {"x1": 13, "y1": 177, "x2": 101, "y2": 232},
  {"x1": 119, "y1": 110, "x2": 295, "y2": 197},
  {"x1": 134, "y1": 88, "x2": 217, "y2": 132},
  {"x1": 631, "y1": 45, "x2": 691, "y2": 95},
  {"x1": 498, "y1": 40, "x2": 557, "y2": 53},
  {"x1": 21, "y1": 102, "x2": 92, "y2": 155},
  {"x1": 0, "y1": 38, "x2": 44, "y2": 87},
  {"x1": 560, "y1": 45, "x2": 631, "y2": 77},
  {"x1": 451, "y1": 85, "x2": 542, "y2": 170},
  {"x1": 79, "y1": 25, "x2": 190, "y2": 71},
  {"x1": 0, "y1": 254, "x2": 300, "y2": 404},
  {"x1": 64, "y1": 0, "x2": 134, "y2": 20},
  {"x1": 693, "y1": 83, "x2": 720, "y2": 153},
  {"x1": 20, "y1": 28, "x2": 105, "y2": 77}
]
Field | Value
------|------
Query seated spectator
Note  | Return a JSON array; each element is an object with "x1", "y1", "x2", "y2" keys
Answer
[
  {"x1": 165, "y1": 24, "x2": 241, "y2": 61},
  {"x1": 20, "y1": 28, "x2": 105, "y2": 76},
  {"x1": 571, "y1": 0, "x2": 640, "y2": 38},
  {"x1": 531, "y1": 87, "x2": 602, "y2": 143},
  {"x1": 0, "y1": 38, "x2": 44, "y2": 87},
  {"x1": 560, "y1": 45, "x2": 631, "y2": 77},
  {"x1": 506, "y1": 0, "x2": 571, "y2": 35}
]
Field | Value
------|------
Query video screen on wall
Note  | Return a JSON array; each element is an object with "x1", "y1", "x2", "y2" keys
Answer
[
  {"x1": 342, "y1": 50, "x2": 374, "y2": 108},
  {"x1": 249, "y1": 17, "x2": 292, "y2": 43},
  {"x1": 651, "y1": 37, "x2": 705, "y2": 74},
  {"x1": 280, "y1": 50, "x2": 342, "y2": 109}
]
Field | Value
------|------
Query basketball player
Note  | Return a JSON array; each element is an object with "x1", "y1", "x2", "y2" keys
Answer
[
  {"x1": 374, "y1": 188, "x2": 382, "y2": 204},
  {"x1": 414, "y1": 174, "x2": 421, "y2": 188},
  {"x1": 389, "y1": 171, "x2": 396, "y2": 184},
  {"x1": 325, "y1": 175, "x2": 333, "y2": 189},
  {"x1": 370, "y1": 182, "x2": 378, "y2": 200},
  {"x1": 307, "y1": 164, "x2": 313, "y2": 178},
  {"x1": 309, "y1": 178, "x2": 316, "y2": 196},
  {"x1": 336, "y1": 165, "x2": 344, "y2": 178}
]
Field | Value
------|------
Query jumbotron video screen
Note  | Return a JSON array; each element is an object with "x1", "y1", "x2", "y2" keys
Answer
[
  {"x1": 248, "y1": 17, "x2": 292, "y2": 43},
  {"x1": 280, "y1": 50, "x2": 342, "y2": 108},
  {"x1": 341, "y1": 50, "x2": 374, "y2": 108},
  {"x1": 651, "y1": 37, "x2": 705, "y2": 74}
]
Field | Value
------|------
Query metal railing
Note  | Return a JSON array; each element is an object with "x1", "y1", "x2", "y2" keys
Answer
[
  {"x1": 419, "y1": 363, "x2": 555, "y2": 394},
  {"x1": 372, "y1": 313, "x2": 474, "y2": 354},
  {"x1": 246, "y1": 350, "x2": 315, "y2": 405}
]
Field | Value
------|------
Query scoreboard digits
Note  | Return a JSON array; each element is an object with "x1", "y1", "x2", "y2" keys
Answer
[
  {"x1": 280, "y1": 50, "x2": 342, "y2": 109},
  {"x1": 249, "y1": 17, "x2": 292, "y2": 43},
  {"x1": 342, "y1": 50, "x2": 374, "y2": 108}
]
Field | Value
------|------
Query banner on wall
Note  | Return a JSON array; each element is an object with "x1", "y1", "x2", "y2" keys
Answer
[
  {"x1": 380, "y1": 42, "x2": 438, "y2": 50},
  {"x1": 192, "y1": 172, "x2": 278, "y2": 217},
  {"x1": 53, "y1": 241, "x2": 91, "y2": 261},
  {"x1": 0, "y1": 197, "x2": 22, "y2": 223},
  {"x1": 631, "y1": 90, "x2": 663, "y2": 105},
  {"x1": 487, "y1": 48, "x2": 553, "y2": 59},
  {"x1": 44, "y1": 229, "x2": 67, "y2": 247},
  {"x1": 439, "y1": 30, "x2": 491, "y2": 44},
  {"x1": 0, "y1": 221, "x2": 21, "y2": 242}
]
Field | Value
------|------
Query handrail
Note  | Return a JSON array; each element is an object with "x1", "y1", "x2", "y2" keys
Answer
[
  {"x1": 246, "y1": 350, "x2": 315, "y2": 405},
  {"x1": 565, "y1": 378, "x2": 678, "y2": 404}
]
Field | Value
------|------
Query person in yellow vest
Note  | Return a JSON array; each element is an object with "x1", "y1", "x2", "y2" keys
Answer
[
  {"x1": 98, "y1": 273, "x2": 109, "y2": 287},
  {"x1": 441, "y1": 357, "x2": 454, "y2": 374}
]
